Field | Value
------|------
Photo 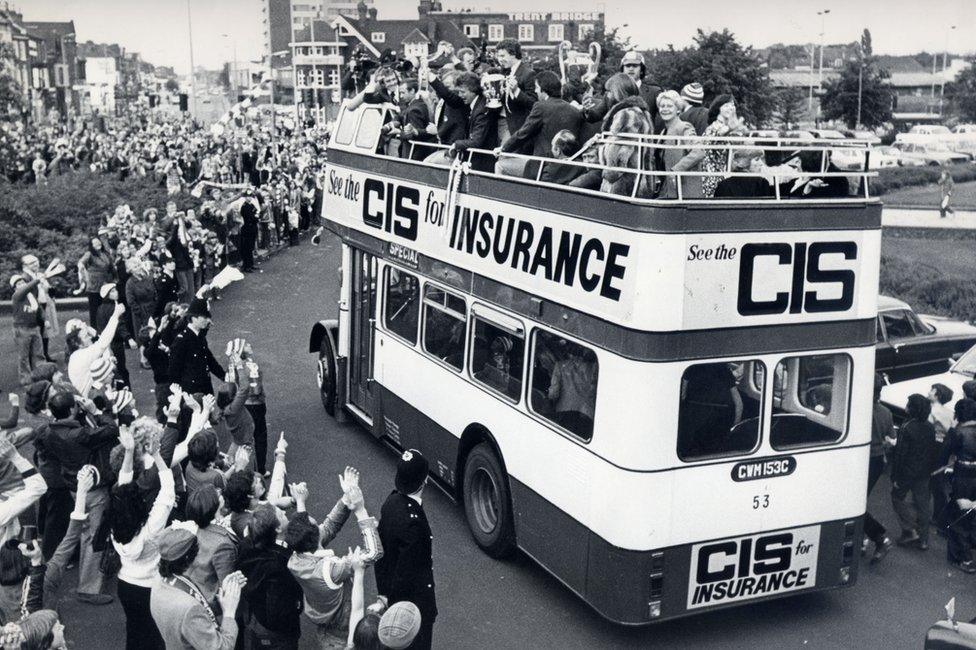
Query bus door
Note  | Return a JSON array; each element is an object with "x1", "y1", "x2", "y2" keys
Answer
[{"x1": 348, "y1": 248, "x2": 377, "y2": 419}]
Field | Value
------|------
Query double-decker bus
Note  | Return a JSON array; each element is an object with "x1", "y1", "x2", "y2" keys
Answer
[{"x1": 308, "y1": 103, "x2": 881, "y2": 624}]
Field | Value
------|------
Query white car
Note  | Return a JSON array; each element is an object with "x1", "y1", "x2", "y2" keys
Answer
[
  {"x1": 893, "y1": 141, "x2": 970, "y2": 166},
  {"x1": 880, "y1": 343, "x2": 976, "y2": 422},
  {"x1": 952, "y1": 124, "x2": 976, "y2": 134}
]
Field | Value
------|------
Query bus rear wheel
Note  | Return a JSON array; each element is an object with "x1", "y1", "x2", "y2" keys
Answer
[
  {"x1": 316, "y1": 335, "x2": 337, "y2": 416},
  {"x1": 463, "y1": 443, "x2": 515, "y2": 559}
]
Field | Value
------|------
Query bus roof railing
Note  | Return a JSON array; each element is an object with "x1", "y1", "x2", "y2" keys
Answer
[{"x1": 402, "y1": 139, "x2": 876, "y2": 203}]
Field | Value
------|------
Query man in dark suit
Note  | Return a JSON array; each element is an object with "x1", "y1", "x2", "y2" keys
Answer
[
  {"x1": 495, "y1": 39, "x2": 536, "y2": 145},
  {"x1": 167, "y1": 297, "x2": 225, "y2": 395},
  {"x1": 449, "y1": 72, "x2": 499, "y2": 172},
  {"x1": 495, "y1": 70, "x2": 582, "y2": 178},
  {"x1": 424, "y1": 70, "x2": 470, "y2": 163},
  {"x1": 396, "y1": 79, "x2": 435, "y2": 160},
  {"x1": 376, "y1": 449, "x2": 436, "y2": 650}
]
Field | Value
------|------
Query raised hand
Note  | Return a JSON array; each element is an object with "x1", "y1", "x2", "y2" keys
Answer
[
  {"x1": 114, "y1": 302, "x2": 126, "y2": 316},
  {"x1": 7, "y1": 394, "x2": 18, "y2": 408},
  {"x1": 119, "y1": 425, "x2": 136, "y2": 451},
  {"x1": 218, "y1": 571, "x2": 247, "y2": 615},
  {"x1": 275, "y1": 432, "x2": 287, "y2": 456},
  {"x1": 76, "y1": 466, "x2": 96, "y2": 493},
  {"x1": 202, "y1": 394, "x2": 216, "y2": 414},
  {"x1": 349, "y1": 546, "x2": 365, "y2": 572},
  {"x1": 0, "y1": 437, "x2": 16, "y2": 461},
  {"x1": 183, "y1": 392, "x2": 202, "y2": 413},
  {"x1": 233, "y1": 446, "x2": 252, "y2": 471},
  {"x1": 17, "y1": 540, "x2": 42, "y2": 565},
  {"x1": 339, "y1": 466, "x2": 363, "y2": 511}
]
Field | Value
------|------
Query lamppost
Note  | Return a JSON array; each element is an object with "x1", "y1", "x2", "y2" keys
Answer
[
  {"x1": 856, "y1": 41, "x2": 863, "y2": 129},
  {"x1": 186, "y1": 0, "x2": 196, "y2": 118},
  {"x1": 816, "y1": 8, "x2": 830, "y2": 124},
  {"x1": 940, "y1": 25, "x2": 956, "y2": 116}
]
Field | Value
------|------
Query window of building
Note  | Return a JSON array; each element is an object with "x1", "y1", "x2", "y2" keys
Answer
[
  {"x1": 488, "y1": 24, "x2": 504, "y2": 41},
  {"x1": 371, "y1": 32, "x2": 386, "y2": 43},
  {"x1": 470, "y1": 316, "x2": 524, "y2": 402},
  {"x1": 384, "y1": 266, "x2": 420, "y2": 344},
  {"x1": 518, "y1": 24, "x2": 534, "y2": 42},
  {"x1": 578, "y1": 23, "x2": 595, "y2": 38},
  {"x1": 529, "y1": 330, "x2": 598, "y2": 441},
  {"x1": 548, "y1": 24, "x2": 564, "y2": 42},
  {"x1": 677, "y1": 361, "x2": 764, "y2": 461},
  {"x1": 310, "y1": 68, "x2": 324, "y2": 86},
  {"x1": 295, "y1": 69, "x2": 307, "y2": 86},
  {"x1": 464, "y1": 24, "x2": 480, "y2": 38},
  {"x1": 328, "y1": 68, "x2": 340, "y2": 86},
  {"x1": 769, "y1": 354, "x2": 850, "y2": 449},
  {"x1": 422, "y1": 285, "x2": 466, "y2": 371}
]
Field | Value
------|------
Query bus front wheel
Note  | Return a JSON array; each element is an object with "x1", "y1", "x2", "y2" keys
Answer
[
  {"x1": 463, "y1": 443, "x2": 516, "y2": 559},
  {"x1": 316, "y1": 336, "x2": 337, "y2": 416}
]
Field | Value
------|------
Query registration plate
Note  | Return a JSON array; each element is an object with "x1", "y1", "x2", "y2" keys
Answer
[{"x1": 687, "y1": 525, "x2": 820, "y2": 610}]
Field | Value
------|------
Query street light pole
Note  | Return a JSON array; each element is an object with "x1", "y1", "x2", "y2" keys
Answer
[
  {"x1": 817, "y1": 8, "x2": 830, "y2": 125},
  {"x1": 856, "y1": 44, "x2": 863, "y2": 128},
  {"x1": 186, "y1": 0, "x2": 196, "y2": 118},
  {"x1": 940, "y1": 25, "x2": 956, "y2": 116}
]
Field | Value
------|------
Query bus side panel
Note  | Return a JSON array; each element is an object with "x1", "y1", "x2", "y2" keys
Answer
[
  {"x1": 511, "y1": 478, "x2": 589, "y2": 596},
  {"x1": 377, "y1": 386, "x2": 460, "y2": 486}
]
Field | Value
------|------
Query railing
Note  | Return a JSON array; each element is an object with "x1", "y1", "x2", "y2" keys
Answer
[{"x1": 375, "y1": 131, "x2": 878, "y2": 205}]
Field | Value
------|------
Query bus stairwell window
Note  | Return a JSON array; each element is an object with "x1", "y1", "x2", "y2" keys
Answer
[
  {"x1": 471, "y1": 319, "x2": 524, "y2": 401},
  {"x1": 770, "y1": 354, "x2": 851, "y2": 450},
  {"x1": 677, "y1": 361, "x2": 763, "y2": 461},
  {"x1": 355, "y1": 108, "x2": 384, "y2": 150},
  {"x1": 384, "y1": 267, "x2": 420, "y2": 344},
  {"x1": 529, "y1": 330, "x2": 598, "y2": 442},
  {"x1": 423, "y1": 285, "x2": 466, "y2": 371}
]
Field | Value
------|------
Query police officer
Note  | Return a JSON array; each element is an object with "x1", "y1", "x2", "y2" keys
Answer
[
  {"x1": 376, "y1": 449, "x2": 436, "y2": 650},
  {"x1": 167, "y1": 296, "x2": 225, "y2": 395}
]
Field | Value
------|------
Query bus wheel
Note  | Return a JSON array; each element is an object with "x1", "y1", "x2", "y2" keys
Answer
[
  {"x1": 316, "y1": 335, "x2": 337, "y2": 416},
  {"x1": 463, "y1": 443, "x2": 515, "y2": 558}
]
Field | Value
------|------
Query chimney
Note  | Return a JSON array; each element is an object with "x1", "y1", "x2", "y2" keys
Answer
[
  {"x1": 357, "y1": 0, "x2": 367, "y2": 21},
  {"x1": 418, "y1": 0, "x2": 431, "y2": 17},
  {"x1": 368, "y1": 7, "x2": 377, "y2": 20}
]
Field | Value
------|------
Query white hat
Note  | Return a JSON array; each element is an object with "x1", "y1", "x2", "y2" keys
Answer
[{"x1": 99, "y1": 283, "x2": 117, "y2": 299}]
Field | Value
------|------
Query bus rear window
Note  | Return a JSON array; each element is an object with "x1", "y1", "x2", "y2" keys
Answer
[
  {"x1": 471, "y1": 318, "x2": 524, "y2": 402},
  {"x1": 678, "y1": 361, "x2": 764, "y2": 461},
  {"x1": 770, "y1": 354, "x2": 850, "y2": 449},
  {"x1": 384, "y1": 267, "x2": 419, "y2": 344},
  {"x1": 355, "y1": 108, "x2": 384, "y2": 149},
  {"x1": 529, "y1": 331, "x2": 599, "y2": 442},
  {"x1": 422, "y1": 285, "x2": 466, "y2": 370}
]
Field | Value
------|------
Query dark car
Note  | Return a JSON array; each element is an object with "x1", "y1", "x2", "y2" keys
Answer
[{"x1": 875, "y1": 296, "x2": 976, "y2": 384}]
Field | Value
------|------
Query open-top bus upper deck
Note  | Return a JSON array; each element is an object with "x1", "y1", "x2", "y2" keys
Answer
[{"x1": 324, "y1": 103, "x2": 881, "y2": 351}]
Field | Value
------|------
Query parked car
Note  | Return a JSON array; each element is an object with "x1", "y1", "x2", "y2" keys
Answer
[
  {"x1": 925, "y1": 598, "x2": 976, "y2": 650},
  {"x1": 808, "y1": 129, "x2": 846, "y2": 140},
  {"x1": 880, "y1": 341, "x2": 976, "y2": 424},
  {"x1": 910, "y1": 125, "x2": 952, "y2": 136},
  {"x1": 953, "y1": 124, "x2": 976, "y2": 134},
  {"x1": 876, "y1": 295, "x2": 976, "y2": 386},
  {"x1": 892, "y1": 141, "x2": 971, "y2": 166},
  {"x1": 841, "y1": 129, "x2": 882, "y2": 145}
]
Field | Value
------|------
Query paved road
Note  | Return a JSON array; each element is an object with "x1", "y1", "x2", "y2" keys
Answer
[{"x1": 2, "y1": 237, "x2": 969, "y2": 649}]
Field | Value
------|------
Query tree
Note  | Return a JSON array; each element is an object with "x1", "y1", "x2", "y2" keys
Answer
[
  {"x1": 645, "y1": 30, "x2": 777, "y2": 126},
  {"x1": 164, "y1": 78, "x2": 180, "y2": 93},
  {"x1": 946, "y1": 60, "x2": 976, "y2": 123},
  {"x1": 820, "y1": 29, "x2": 892, "y2": 128},
  {"x1": 0, "y1": 42, "x2": 25, "y2": 122},
  {"x1": 774, "y1": 87, "x2": 807, "y2": 128}
]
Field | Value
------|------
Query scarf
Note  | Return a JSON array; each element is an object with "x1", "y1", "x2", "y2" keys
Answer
[{"x1": 166, "y1": 576, "x2": 217, "y2": 627}]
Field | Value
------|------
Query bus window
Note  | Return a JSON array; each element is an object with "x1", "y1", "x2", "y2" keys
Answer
[
  {"x1": 678, "y1": 361, "x2": 764, "y2": 461},
  {"x1": 333, "y1": 108, "x2": 357, "y2": 146},
  {"x1": 471, "y1": 318, "x2": 524, "y2": 402},
  {"x1": 770, "y1": 354, "x2": 851, "y2": 450},
  {"x1": 529, "y1": 330, "x2": 599, "y2": 442},
  {"x1": 355, "y1": 108, "x2": 384, "y2": 150},
  {"x1": 384, "y1": 266, "x2": 420, "y2": 344},
  {"x1": 422, "y1": 285, "x2": 466, "y2": 371}
]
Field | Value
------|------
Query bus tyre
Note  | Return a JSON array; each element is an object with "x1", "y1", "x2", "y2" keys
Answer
[
  {"x1": 316, "y1": 335, "x2": 337, "y2": 417},
  {"x1": 463, "y1": 443, "x2": 516, "y2": 559}
]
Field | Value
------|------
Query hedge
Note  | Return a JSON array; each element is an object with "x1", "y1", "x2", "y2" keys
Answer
[
  {"x1": 880, "y1": 253, "x2": 976, "y2": 322},
  {"x1": 0, "y1": 172, "x2": 200, "y2": 299},
  {"x1": 872, "y1": 163, "x2": 976, "y2": 196}
]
